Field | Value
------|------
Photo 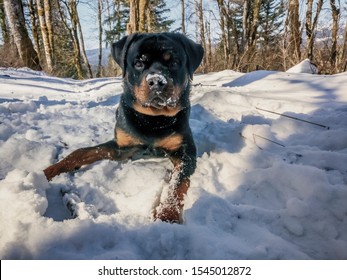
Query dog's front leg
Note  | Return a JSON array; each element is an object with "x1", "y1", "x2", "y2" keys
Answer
[
  {"x1": 44, "y1": 140, "x2": 139, "y2": 181},
  {"x1": 154, "y1": 142, "x2": 197, "y2": 223}
]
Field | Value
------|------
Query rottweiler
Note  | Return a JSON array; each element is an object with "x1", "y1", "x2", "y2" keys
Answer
[{"x1": 43, "y1": 32, "x2": 204, "y2": 223}]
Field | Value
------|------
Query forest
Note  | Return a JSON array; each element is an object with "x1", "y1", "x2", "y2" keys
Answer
[{"x1": 0, "y1": 0, "x2": 346, "y2": 79}]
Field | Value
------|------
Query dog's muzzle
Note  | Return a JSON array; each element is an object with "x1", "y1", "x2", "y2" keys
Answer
[{"x1": 144, "y1": 73, "x2": 178, "y2": 109}]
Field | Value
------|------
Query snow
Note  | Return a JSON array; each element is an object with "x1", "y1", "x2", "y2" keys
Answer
[
  {"x1": 0, "y1": 66, "x2": 347, "y2": 260},
  {"x1": 286, "y1": 59, "x2": 319, "y2": 74}
]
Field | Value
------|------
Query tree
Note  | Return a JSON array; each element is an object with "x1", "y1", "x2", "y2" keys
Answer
[
  {"x1": 3, "y1": 0, "x2": 41, "y2": 70},
  {"x1": 151, "y1": 0, "x2": 174, "y2": 32},
  {"x1": 330, "y1": 0, "x2": 340, "y2": 72},
  {"x1": 305, "y1": 0, "x2": 323, "y2": 61},
  {"x1": 97, "y1": 0, "x2": 103, "y2": 77},
  {"x1": 139, "y1": 0, "x2": 149, "y2": 32},
  {"x1": 58, "y1": 0, "x2": 92, "y2": 78},
  {"x1": 338, "y1": 17, "x2": 347, "y2": 72},
  {"x1": 127, "y1": 0, "x2": 173, "y2": 34},
  {"x1": 196, "y1": 0, "x2": 207, "y2": 72},
  {"x1": 181, "y1": 0, "x2": 186, "y2": 34},
  {"x1": 258, "y1": 0, "x2": 285, "y2": 69},
  {"x1": 104, "y1": 0, "x2": 129, "y2": 45},
  {"x1": 36, "y1": 0, "x2": 53, "y2": 72},
  {"x1": 286, "y1": 0, "x2": 301, "y2": 64},
  {"x1": 0, "y1": 0, "x2": 9, "y2": 45},
  {"x1": 27, "y1": 0, "x2": 40, "y2": 56},
  {"x1": 57, "y1": 0, "x2": 83, "y2": 78},
  {"x1": 127, "y1": 0, "x2": 137, "y2": 33},
  {"x1": 216, "y1": 0, "x2": 231, "y2": 68}
]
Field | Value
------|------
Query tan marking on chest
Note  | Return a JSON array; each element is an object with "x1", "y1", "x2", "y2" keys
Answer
[
  {"x1": 155, "y1": 134, "x2": 183, "y2": 151},
  {"x1": 115, "y1": 128, "x2": 142, "y2": 147}
]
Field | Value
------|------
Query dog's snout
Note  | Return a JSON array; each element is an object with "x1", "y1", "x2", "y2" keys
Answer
[{"x1": 146, "y1": 73, "x2": 167, "y2": 90}]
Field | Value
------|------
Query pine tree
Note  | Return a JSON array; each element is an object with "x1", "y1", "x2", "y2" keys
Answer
[
  {"x1": 149, "y1": 0, "x2": 174, "y2": 32},
  {"x1": 258, "y1": 0, "x2": 285, "y2": 69},
  {"x1": 104, "y1": 0, "x2": 129, "y2": 46},
  {"x1": 258, "y1": 0, "x2": 285, "y2": 48}
]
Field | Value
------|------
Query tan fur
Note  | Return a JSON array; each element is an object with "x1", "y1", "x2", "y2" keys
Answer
[
  {"x1": 155, "y1": 134, "x2": 183, "y2": 151},
  {"x1": 115, "y1": 128, "x2": 142, "y2": 147},
  {"x1": 133, "y1": 103, "x2": 181, "y2": 116}
]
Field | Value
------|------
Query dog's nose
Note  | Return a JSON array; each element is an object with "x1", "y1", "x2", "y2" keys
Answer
[{"x1": 146, "y1": 73, "x2": 167, "y2": 91}]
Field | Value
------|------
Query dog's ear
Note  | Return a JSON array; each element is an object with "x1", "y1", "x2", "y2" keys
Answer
[
  {"x1": 111, "y1": 34, "x2": 139, "y2": 76},
  {"x1": 176, "y1": 34, "x2": 204, "y2": 79}
]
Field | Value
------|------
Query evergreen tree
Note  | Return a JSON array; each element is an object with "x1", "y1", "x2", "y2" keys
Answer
[
  {"x1": 104, "y1": 0, "x2": 129, "y2": 46},
  {"x1": 149, "y1": 0, "x2": 174, "y2": 32},
  {"x1": 258, "y1": 0, "x2": 285, "y2": 48}
]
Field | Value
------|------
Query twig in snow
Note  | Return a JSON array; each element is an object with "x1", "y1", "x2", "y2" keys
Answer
[
  {"x1": 192, "y1": 83, "x2": 217, "y2": 87},
  {"x1": 253, "y1": 134, "x2": 286, "y2": 148},
  {"x1": 256, "y1": 107, "x2": 330, "y2": 130},
  {"x1": 240, "y1": 132, "x2": 285, "y2": 150}
]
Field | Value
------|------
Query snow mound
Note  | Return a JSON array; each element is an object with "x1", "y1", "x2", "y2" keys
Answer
[{"x1": 286, "y1": 59, "x2": 318, "y2": 74}]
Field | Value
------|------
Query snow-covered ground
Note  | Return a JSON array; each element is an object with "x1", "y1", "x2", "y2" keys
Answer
[{"x1": 0, "y1": 62, "x2": 346, "y2": 260}]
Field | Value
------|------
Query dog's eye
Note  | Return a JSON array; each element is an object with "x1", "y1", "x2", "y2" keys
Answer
[
  {"x1": 134, "y1": 60, "x2": 144, "y2": 70},
  {"x1": 170, "y1": 59, "x2": 180, "y2": 69}
]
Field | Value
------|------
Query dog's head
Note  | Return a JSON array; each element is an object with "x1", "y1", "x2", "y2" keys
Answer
[{"x1": 112, "y1": 33, "x2": 204, "y2": 116}]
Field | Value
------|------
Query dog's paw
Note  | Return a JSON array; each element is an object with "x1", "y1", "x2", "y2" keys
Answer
[
  {"x1": 153, "y1": 202, "x2": 182, "y2": 224},
  {"x1": 43, "y1": 164, "x2": 62, "y2": 181}
]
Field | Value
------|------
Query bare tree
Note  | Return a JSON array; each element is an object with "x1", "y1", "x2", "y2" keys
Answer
[
  {"x1": 139, "y1": 0, "x2": 149, "y2": 32},
  {"x1": 27, "y1": 0, "x2": 40, "y2": 56},
  {"x1": 330, "y1": 0, "x2": 340, "y2": 72},
  {"x1": 196, "y1": 0, "x2": 207, "y2": 72},
  {"x1": 0, "y1": 0, "x2": 10, "y2": 45},
  {"x1": 338, "y1": 17, "x2": 347, "y2": 72},
  {"x1": 96, "y1": 0, "x2": 103, "y2": 77},
  {"x1": 44, "y1": 0, "x2": 54, "y2": 59},
  {"x1": 249, "y1": 0, "x2": 261, "y2": 49},
  {"x1": 57, "y1": 0, "x2": 83, "y2": 78},
  {"x1": 3, "y1": 0, "x2": 41, "y2": 70},
  {"x1": 242, "y1": 0, "x2": 251, "y2": 52},
  {"x1": 36, "y1": 0, "x2": 53, "y2": 72},
  {"x1": 181, "y1": 0, "x2": 186, "y2": 34},
  {"x1": 305, "y1": 0, "x2": 323, "y2": 61},
  {"x1": 127, "y1": 0, "x2": 138, "y2": 34},
  {"x1": 216, "y1": 0, "x2": 230, "y2": 68},
  {"x1": 64, "y1": 0, "x2": 93, "y2": 78},
  {"x1": 286, "y1": 0, "x2": 301, "y2": 64}
]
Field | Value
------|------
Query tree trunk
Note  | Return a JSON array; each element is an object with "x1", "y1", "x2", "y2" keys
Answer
[
  {"x1": 242, "y1": 0, "x2": 250, "y2": 52},
  {"x1": 70, "y1": 0, "x2": 93, "y2": 78},
  {"x1": 57, "y1": 0, "x2": 83, "y2": 79},
  {"x1": 181, "y1": 0, "x2": 185, "y2": 34},
  {"x1": 0, "y1": 0, "x2": 10, "y2": 45},
  {"x1": 287, "y1": 0, "x2": 301, "y2": 63},
  {"x1": 330, "y1": 0, "x2": 340, "y2": 72},
  {"x1": 216, "y1": 0, "x2": 229, "y2": 68},
  {"x1": 27, "y1": 0, "x2": 40, "y2": 56},
  {"x1": 197, "y1": 0, "x2": 207, "y2": 72},
  {"x1": 305, "y1": 0, "x2": 323, "y2": 60},
  {"x1": 97, "y1": 0, "x2": 103, "y2": 77},
  {"x1": 3, "y1": 0, "x2": 41, "y2": 70},
  {"x1": 338, "y1": 19, "x2": 347, "y2": 72},
  {"x1": 36, "y1": 0, "x2": 53, "y2": 72},
  {"x1": 249, "y1": 0, "x2": 261, "y2": 48},
  {"x1": 206, "y1": 20, "x2": 212, "y2": 70},
  {"x1": 44, "y1": 0, "x2": 54, "y2": 59},
  {"x1": 138, "y1": 0, "x2": 148, "y2": 32},
  {"x1": 127, "y1": 0, "x2": 138, "y2": 34}
]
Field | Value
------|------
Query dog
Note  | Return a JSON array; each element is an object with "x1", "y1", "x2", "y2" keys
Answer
[{"x1": 43, "y1": 32, "x2": 204, "y2": 223}]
